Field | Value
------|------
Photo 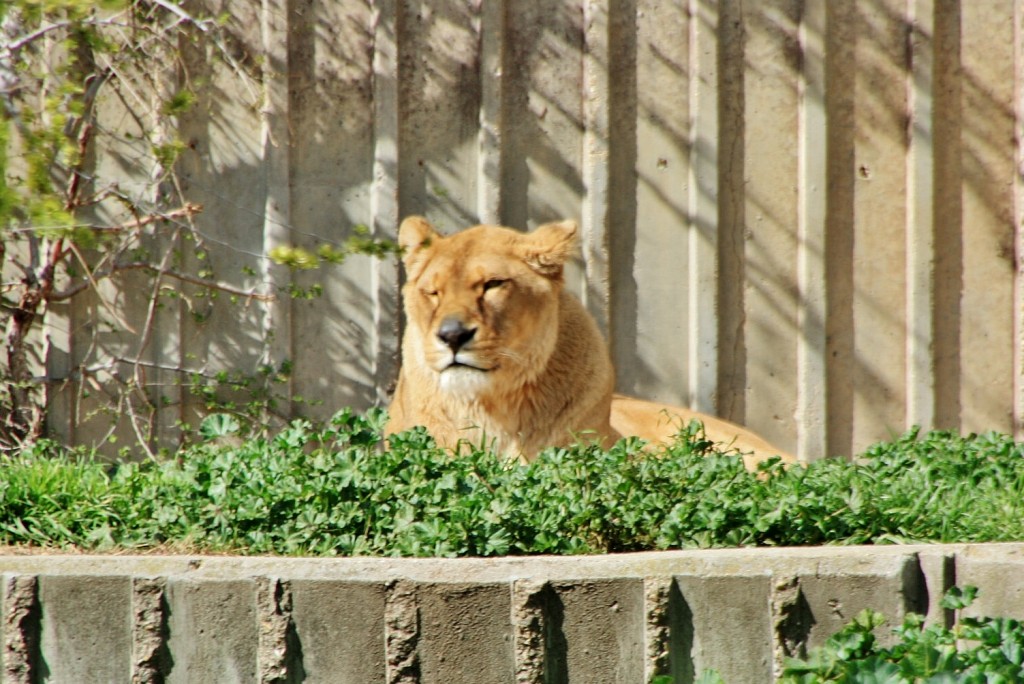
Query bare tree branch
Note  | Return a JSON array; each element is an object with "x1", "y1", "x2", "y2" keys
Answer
[
  {"x1": 51, "y1": 262, "x2": 276, "y2": 303},
  {"x1": 150, "y1": 0, "x2": 210, "y2": 32},
  {"x1": 4, "y1": 16, "x2": 126, "y2": 55},
  {"x1": 2, "y1": 0, "x2": 269, "y2": 451}
]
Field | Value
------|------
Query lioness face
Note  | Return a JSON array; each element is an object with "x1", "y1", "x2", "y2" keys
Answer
[{"x1": 398, "y1": 216, "x2": 578, "y2": 399}]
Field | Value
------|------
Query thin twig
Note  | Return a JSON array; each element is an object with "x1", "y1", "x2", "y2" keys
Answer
[
  {"x1": 128, "y1": 225, "x2": 180, "y2": 437},
  {"x1": 5, "y1": 16, "x2": 126, "y2": 54},
  {"x1": 119, "y1": 202, "x2": 202, "y2": 231},
  {"x1": 51, "y1": 263, "x2": 276, "y2": 303},
  {"x1": 65, "y1": 241, "x2": 137, "y2": 333},
  {"x1": 123, "y1": 390, "x2": 158, "y2": 460},
  {"x1": 150, "y1": 0, "x2": 210, "y2": 32}
]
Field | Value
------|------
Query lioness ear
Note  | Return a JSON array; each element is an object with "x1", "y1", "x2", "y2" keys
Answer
[
  {"x1": 398, "y1": 216, "x2": 440, "y2": 268},
  {"x1": 519, "y1": 219, "x2": 579, "y2": 277}
]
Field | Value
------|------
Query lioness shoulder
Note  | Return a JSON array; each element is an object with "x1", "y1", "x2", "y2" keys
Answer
[{"x1": 385, "y1": 217, "x2": 795, "y2": 468}]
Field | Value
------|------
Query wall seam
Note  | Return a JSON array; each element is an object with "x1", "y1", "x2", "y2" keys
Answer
[
  {"x1": 582, "y1": 0, "x2": 612, "y2": 337},
  {"x1": 688, "y1": 0, "x2": 720, "y2": 414},
  {"x1": 2, "y1": 574, "x2": 40, "y2": 684},
  {"x1": 906, "y1": 0, "x2": 936, "y2": 434},
  {"x1": 371, "y1": 0, "x2": 402, "y2": 405},
  {"x1": 476, "y1": 0, "x2": 505, "y2": 227},
  {"x1": 797, "y1": 0, "x2": 828, "y2": 461},
  {"x1": 131, "y1": 576, "x2": 170, "y2": 684},
  {"x1": 260, "y1": 0, "x2": 294, "y2": 412}
]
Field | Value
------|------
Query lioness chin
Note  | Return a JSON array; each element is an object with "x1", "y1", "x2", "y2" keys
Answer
[{"x1": 385, "y1": 216, "x2": 795, "y2": 469}]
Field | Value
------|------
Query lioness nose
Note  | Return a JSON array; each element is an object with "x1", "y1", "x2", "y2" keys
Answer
[{"x1": 437, "y1": 317, "x2": 476, "y2": 352}]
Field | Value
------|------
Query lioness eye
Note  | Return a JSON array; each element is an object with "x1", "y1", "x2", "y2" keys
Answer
[{"x1": 483, "y1": 278, "x2": 507, "y2": 292}]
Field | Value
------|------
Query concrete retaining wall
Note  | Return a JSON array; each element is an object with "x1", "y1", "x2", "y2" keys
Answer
[{"x1": 3, "y1": 544, "x2": 1022, "y2": 682}]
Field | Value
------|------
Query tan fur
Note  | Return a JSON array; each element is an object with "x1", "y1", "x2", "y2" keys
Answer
[
  {"x1": 609, "y1": 395, "x2": 795, "y2": 469},
  {"x1": 386, "y1": 217, "x2": 796, "y2": 468}
]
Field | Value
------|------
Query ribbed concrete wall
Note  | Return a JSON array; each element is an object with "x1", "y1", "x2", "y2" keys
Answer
[
  {"x1": 2, "y1": 544, "x2": 1022, "y2": 682},
  {"x1": 42, "y1": 1, "x2": 1024, "y2": 460}
]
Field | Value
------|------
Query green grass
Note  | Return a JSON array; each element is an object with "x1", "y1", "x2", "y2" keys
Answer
[{"x1": 1, "y1": 409, "x2": 1022, "y2": 556}]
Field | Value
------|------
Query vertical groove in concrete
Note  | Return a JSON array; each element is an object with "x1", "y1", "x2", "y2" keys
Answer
[
  {"x1": 371, "y1": 0, "x2": 403, "y2": 403},
  {"x1": 906, "y1": 0, "x2": 936, "y2": 434},
  {"x1": 915, "y1": 552, "x2": 956, "y2": 629},
  {"x1": 687, "y1": 0, "x2": 719, "y2": 414},
  {"x1": 258, "y1": 0, "x2": 294, "y2": 408},
  {"x1": 931, "y1": 0, "x2": 963, "y2": 432},
  {"x1": 385, "y1": 579, "x2": 421, "y2": 684},
  {"x1": 2, "y1": 574, "x2": 39, "y2": 684},
  {"x1": 716, "y1": 0, "x2": 748, "y2": 426},
  {"x1": 771, "y1": 575, "x2": 811, "y2": 680},
  {"x1": 823, "y1": 0, "x2": 857, "y2": 457},
  {"x1": 581, "y1": 0, "x2": 611, "y2": 336},
  {"x1": 131, "y1": 577, "x2": 170, "y2": 684},
  {"x1": 797, "y1": 0, "x2": 828, "y2": 461},
  {"x1": 476, "y1": 0, "x2": 505, "y2": 226},
  {"x1": 642, "y1": 577, "x2": 672, "y2": 682},
  {"x1": 256, "y1": 576, "x2": 301, "y2": 684},
  {"x1": 511, "y1": 579, "x2": 547, "y2": 684},
  {"x1": 496, "y1": 3, "x2": 527, "y2": 234},
  {"x1": 605, "y1": 0, "x2": 638, "y2": 390},
  {"x1": 899, "y1": 553, "x2": 930, "y2": 624}
]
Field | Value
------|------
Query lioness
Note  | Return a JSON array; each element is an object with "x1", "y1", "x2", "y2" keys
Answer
[{"x1": 385, "y1": 216, "x2": 795, "y2": 469}]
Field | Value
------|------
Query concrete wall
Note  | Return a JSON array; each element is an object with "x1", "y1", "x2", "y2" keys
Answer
[
  {"x1": 43, "y1": 1, "x2": 1024, "y2": 460},
  {"x1": 1, "y1": 544, "x2": 1021, "y2": 683}
]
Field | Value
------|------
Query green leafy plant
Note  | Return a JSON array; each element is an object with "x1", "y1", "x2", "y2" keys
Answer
[
  {"x1": 183, "y1": 361, "x2": 318, "y2": 440},
  {"x1": 2, "y1": 416, "x2": 1019, "y2": 684},
  {"x1": 268, "y1": 225, "x2": 401, "y2": 274},
  {"x1": 781, "y1": 586, "x2": 1024, "y2": 683},
  {"x1": 0, "y1": 422, "x2": 1021, "y2": 556}
]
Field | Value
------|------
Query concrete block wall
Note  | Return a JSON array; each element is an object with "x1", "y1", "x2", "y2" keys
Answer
[
  {"x1": 2, "y1": 544, "x2": 1022, "y2": 683},
  {"x1": 39, "y1": 1, "x2": 1024, "y2": 462}
]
